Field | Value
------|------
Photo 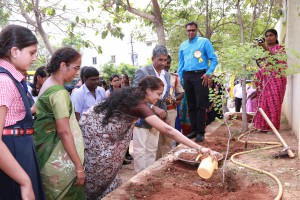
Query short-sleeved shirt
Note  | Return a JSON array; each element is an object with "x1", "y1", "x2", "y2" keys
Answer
[
  {"x1": 128, "y1": 100, "x2": 155, "y2": 119},
  {"x1": 71, "y1": 84, "x2": 106, "y2": 117},
  {"x1": 170, "y1": 73, "x2": 184, "y2": 95},
  {"x1": 0, "y1": 60, "x2": 26, "y2": 126}
]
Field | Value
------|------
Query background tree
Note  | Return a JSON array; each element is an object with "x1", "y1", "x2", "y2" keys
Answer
[
  {"x1": 1, "y1": 0, "x2": 124, "y2": 55},
  {"x1": 117, "y1": 63, "x2": 138, "y2": 80},
  {"x1": 100, "y1": 62, "x2": 118, "y2": 83},
  {"x1": 0, "y1": 4, "x2": 9, "y2": 28},
  {"x1": 97, "y1": 0, "x2": 174, "y2": 45},
  {"x1": 100, "y1": 61, "x2": 138, "y2": 84}
]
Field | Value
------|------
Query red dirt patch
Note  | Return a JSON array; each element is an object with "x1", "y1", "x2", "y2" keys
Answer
[
  {"x1": 124, "y1": 161, "x2": 274, "y2": 200},
  {"x1": 109, "y1": 118, "x2": 299, "y2": 200}
]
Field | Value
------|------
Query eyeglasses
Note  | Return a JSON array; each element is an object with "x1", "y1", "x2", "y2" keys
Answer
[
  {"x1": 68, "y1": 64, "x2": 81, "y2": 71},
  {"x1": 186, "y1": 29, "x2": 197, "y2": 33}
]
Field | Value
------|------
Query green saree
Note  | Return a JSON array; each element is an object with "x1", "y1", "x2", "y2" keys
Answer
[{"x1": 34, "y1": 85, "x2": 85, "y2": 200}]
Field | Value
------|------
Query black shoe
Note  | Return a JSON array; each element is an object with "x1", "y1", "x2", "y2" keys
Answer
[
  {"x1": 122, "y1": 160, "x2": 131, "y2": 165},
  {"x1": 195, "y1": 134, "x2": 204, "y2": 142},
  {"x1": 125, "y1": 154, "x2": 133, "y2": 160},
  {"x1": 186, "y1": 131, "x2": 197, "y2": 139}
]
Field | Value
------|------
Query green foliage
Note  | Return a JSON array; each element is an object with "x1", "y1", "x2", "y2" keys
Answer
[
  {"x1": 100, "y1": 62, "x2": 138, "y2": 84},
  {"x1": 0, "y1": 7, "x2": 9, "y2": 27},
  {"x1": 62, "y1": 32, "x2": 103, "y2": 54},
  {"x1": 219, "y1": 43, "x2": 267, "y2": 80},
  {"x1": 163, "y1": 0, "x2": 281, "y2": 69},
  {"x1": 117, "y1": 63, "x2": 138, "y2": 80},
  {"x1": 62, "y1": 33, "x2": 85, "y2": 51},
  {"x1": 100, "y1": 62, "x2": 118, "y2": 83}
]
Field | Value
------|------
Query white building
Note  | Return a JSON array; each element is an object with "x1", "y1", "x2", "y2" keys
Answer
[{"x1": 81, "y1": 30, "x2": 157, "y2": 71}]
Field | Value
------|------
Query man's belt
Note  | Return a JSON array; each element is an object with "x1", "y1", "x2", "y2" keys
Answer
[
  {"x1": 167, "y1": 105, "x2": 177, "y2": 110},
  {"x1": 2, "y1": 128, "x2": 34, "y2": 135},
  {"x1": 185, "y1": 69, "x2": 206, "y2": 74}
]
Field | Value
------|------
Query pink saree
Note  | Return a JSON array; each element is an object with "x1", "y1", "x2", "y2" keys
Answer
[{"x1": 254, "y1": 44, "x2": 287, "y2": 131}]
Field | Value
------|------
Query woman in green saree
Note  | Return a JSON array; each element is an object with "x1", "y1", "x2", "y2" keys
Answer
[{"x1": 33, "y1": 47, "x2": 85, "y2": 199}]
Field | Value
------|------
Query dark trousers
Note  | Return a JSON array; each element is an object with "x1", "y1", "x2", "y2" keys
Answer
[
  {"x1": 235, "y1": 97, "x2": 242, "y2": 112},
  {"x1": 183, "y1": 71, "x2": 209, "y2": 135}
]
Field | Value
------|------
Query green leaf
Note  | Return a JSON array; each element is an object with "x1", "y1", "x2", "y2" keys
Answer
[{"x1": 101, "y1": 30, "x2": 108, "y2": 39}]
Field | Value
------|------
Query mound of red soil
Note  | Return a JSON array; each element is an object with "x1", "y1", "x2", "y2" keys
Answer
[
  {"x1": 124, "y1": 161, "x2": 274, "y2": 200},
  {"x1": 117, "y1": 120, "x2": 283, "y2": 200}
]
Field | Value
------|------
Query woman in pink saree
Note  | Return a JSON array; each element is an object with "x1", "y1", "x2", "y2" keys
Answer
[{"x1": 254, "y1": 29, "x2": 287, "y2": 131}]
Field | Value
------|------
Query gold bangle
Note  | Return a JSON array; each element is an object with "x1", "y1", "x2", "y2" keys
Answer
[{"x1": 75, "y1": 166, "x2": 85, "y2": 173}]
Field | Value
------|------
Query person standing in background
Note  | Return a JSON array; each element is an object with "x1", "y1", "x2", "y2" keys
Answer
[
  {"x1": 233, "y1": 80, "x2": 243, "y2": 112},
  {"x1": 106, "y1": 74, "x2": 120, "y2": 97},
  {"x1": 178, "y1": 21, "x2": 218, "y2": 142},
  {"x1": 120, "y1": 73, "x2": 130, "y2": 87},
  {"x1": 71, "y1": 66, "x2": 106, "y2": 121},
  {"x1": 120, "y1": 73, "x2": 133, "y2": 163},
  {"x1": 254, "y1": 29, "x2": 287, "y2": 131},
  {"x1": 28, "y1": 66, "x2": 49, "y2": 102},
  {"x1": 157, "y1": 55, "x2": 184, "y2": 158}
]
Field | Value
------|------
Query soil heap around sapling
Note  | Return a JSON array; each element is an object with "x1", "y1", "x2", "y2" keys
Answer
[{"x1": 124, "y1": 161, "x2": 274, "y2": 200}]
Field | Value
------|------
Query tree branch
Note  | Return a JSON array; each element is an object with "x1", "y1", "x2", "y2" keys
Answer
[{"x1": 18, "y1": 0, "x2": 36, "y2": 26}]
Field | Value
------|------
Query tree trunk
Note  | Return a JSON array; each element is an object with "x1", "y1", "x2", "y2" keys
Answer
[
  {"x1": 18, "y1": 0, "x2": 54, "y2": 55},
  {"x1": 236, "y1": 0, "x2": 248, "y2": 131},
  {"x1": 123, "y1": 0, "x2": 166, "y2": 46},
  {"x1": 152, "y1": 0, "x2": 166, "y2": 45},
  {"x1": 36, "y1": 24, "x2": 55, "y2": 55}
]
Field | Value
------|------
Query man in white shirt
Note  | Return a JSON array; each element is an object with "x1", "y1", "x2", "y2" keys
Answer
[
  {"x1": 71, "y1": 66, "x2": 106, "y2": 120},
  {"x1": 132, "y1": 45, "x2": 171, "y2": 172},
  {"x1": 233, "y1": 80, "x2": 243, "y2": 112}
]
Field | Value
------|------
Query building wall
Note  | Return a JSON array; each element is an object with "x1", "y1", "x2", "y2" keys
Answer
[
  {"x1": 81, "y1": 34, "x2": 156, "y2": 71},
  {"x1": 281, "y1": 0, "x2": 300, "y2": 158}
]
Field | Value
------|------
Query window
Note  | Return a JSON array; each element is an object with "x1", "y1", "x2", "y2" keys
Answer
[
  {"x1": 92, "y1": 57, "x2": 97, "y2": 65},
  {"x1": 111, "y1": 55, "x2": 116, "y2": 63}
]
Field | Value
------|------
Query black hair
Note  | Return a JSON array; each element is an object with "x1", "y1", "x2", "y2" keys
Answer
[
  {"x1": 82, "y1": 66, "x2": 99, "y2": 80},
  {"x1": 265, "y1": 29, "x2": 279, "y2": 44},
  {"x1": 0, "y1": 24, "x2": 38, "y2": 59},
  {"x1": 167, "y1": 55, "x2": 172, "y2": 62},
  {"x1": 109, "y1": 74, "x2": 120, "y2": 90},
  {"x1": 185, "y1": 21, "x2": 198, "y2": 29},
  {"x1": 110, "y1": 74, "x2": 119, "y2": 82},
  {"x1": 32, "y1": 66, "x2": 48, "y2": 97},
  {"x1": 94, "y1": 76, "x2": 164, "y2": 124},
  {"x1": 79, "y1": 66, "x2": 88, "y2": 84},
  {"x1": 152, "y1": 45, "x2": 168, "y2": 58},
  {"x1": 46, "y1": 46, "x2": 81, "y2": 74}
]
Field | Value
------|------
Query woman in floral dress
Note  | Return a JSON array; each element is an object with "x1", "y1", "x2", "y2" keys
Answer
[{"x1": 80, "y1": 76, "x2": 218, "y2": 199}]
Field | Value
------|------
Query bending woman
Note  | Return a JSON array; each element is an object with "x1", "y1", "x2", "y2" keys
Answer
[
  {"x1": 80, "y1": 76, "x2": 218, "y2": 199},
  {"x1": 254, "y1": 29, "x2": 287, "y2": 131},
  {"x1": 34, "y1": 47, "x2": 85, "y2": 199}
]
